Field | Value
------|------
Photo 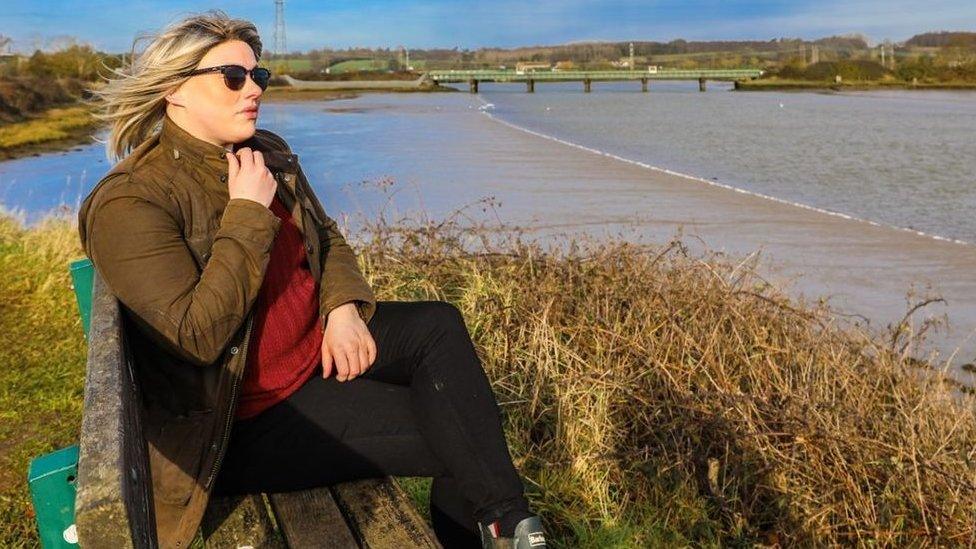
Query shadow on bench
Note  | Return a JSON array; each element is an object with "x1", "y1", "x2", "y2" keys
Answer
[{"x1": 72, "y1": 259, "x2": 442, "y2": 547}]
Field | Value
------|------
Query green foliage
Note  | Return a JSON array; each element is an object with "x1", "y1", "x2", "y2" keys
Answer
[
  {"x1": 20, "y1": 45, "x2": 120, "y2": 81},
  {"x1": 776, "y1": 60, "x2": 887, "y2": 81},
  {"x1": 896, "y1": 56, "x2": 976, "y2": 82},
  {"x1": 0, "y1": 76, "x2": 83, "y2": 122}
]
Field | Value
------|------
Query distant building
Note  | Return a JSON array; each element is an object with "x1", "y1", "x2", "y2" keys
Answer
[{"x1": 553, "y1": 60, "x2": 575, "y2": 71}]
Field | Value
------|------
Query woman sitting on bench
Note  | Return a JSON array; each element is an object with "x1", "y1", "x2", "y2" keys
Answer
[{"x1": 79, "y1": 9, "x2": 547, "y2": 549}]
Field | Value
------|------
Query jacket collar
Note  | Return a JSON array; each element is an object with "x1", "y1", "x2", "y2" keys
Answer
[
  {"x1": 159, "y1": 113, "x2": 233, "y2": 178},
  {"x1": 158, "y1": 112, "x2": 299, "y2": 180}
]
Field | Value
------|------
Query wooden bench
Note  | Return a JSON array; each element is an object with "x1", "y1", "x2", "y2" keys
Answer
[{"x1": 70, "y1": 258, "x2": 442, "y2": 548}]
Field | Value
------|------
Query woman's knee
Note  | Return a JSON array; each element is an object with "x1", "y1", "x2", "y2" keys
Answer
[{"x1": 418, "y1": 300, "x2": 466, "y2": 333}]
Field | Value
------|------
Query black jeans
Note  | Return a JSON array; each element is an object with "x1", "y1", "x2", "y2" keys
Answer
[{"x1": 211, "y1": 300, "x2": 530, "y2": 547}]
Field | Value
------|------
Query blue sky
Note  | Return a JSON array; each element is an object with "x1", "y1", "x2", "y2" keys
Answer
[{"x1": 3, "y1": 0, "x2": 975, "y2": 54}]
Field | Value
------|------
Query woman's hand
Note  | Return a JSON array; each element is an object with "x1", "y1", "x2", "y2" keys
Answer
[
  {"x1": 321, "y1": 302, "x2": 377, "y2": 382},
  {"x1": 226, "y1": 147, "x2": 277, "y2": 208}
]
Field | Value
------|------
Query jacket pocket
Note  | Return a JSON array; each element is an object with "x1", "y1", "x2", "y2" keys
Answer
[{"x1": 148, "y1": 409, "x2": 214, "y2": 506}]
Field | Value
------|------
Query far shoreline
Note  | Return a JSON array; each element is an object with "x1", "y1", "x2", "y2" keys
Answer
[{"x1": 735, "y1": 79, "x2": 976, "y2": 92}]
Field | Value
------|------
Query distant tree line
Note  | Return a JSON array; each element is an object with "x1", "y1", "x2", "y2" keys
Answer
[
  {"x1": 0, "y1": 39, "x2": 124, "y2": 120},
  {"x1": 1, "y1": 31, "x2": 974, "y2": 86},
  {"x1": 264, "y1": 32, "x2": 975, "y2": 78},
  {"x1": 0, "y1": 40, "x2": 122, "y2": 81},
  {"x1": 905, "y1": 31, "x2": 976, "y2": 48}
]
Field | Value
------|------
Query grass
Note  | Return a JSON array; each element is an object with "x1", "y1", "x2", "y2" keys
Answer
[
  {"x1": 0, "y1": 106, "x2": 95, "y2": 148},
  {"x1": 0, "y1": 106, "x2": 98, "y2": 159},
  {"x1": 327, "y1": 59, "x2": 391, "y2": 74},
  {"x1": 0, "y1": 207, "x2": 88, "y2": 546},
  {"x1": 1, "y1": 180, "x2": 975, "y2": 547}
]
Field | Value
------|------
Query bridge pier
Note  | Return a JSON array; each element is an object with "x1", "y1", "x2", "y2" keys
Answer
[
  {"x1": 468, "y1": 79, "x2": 478, "y2": 93},
  {"x1": 527, "y1": 79, "x2": 534, "y2": 93},
  {"x1": 584, "y1": 78, "x2": 591, "y2": 93},
  {"x1": 698, "y1": 78, "x2": 706, "y2": 92},
  {"x1": 641, "y1": 78, "x2": 648, "y2": 92}
]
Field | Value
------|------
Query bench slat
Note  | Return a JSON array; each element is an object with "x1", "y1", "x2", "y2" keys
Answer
[
  {"x1": 268, "y1": 486, "x2": 358, "y2": 548},
  {"x1": 331, "y1": 478, "x2": 442, "y2": 548},
  {"x1": 201, "y1": 493, "x2": 283, "y2": 548}
]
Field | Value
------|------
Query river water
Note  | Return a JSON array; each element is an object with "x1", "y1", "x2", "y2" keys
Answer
[{"x1": 1, "y1": 82, "x2": 974, "y2": 375}]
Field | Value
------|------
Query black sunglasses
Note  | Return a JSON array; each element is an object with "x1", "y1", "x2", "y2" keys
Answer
[{"x1": 182, "y1": 64, "x2": 272, "y2": 91}]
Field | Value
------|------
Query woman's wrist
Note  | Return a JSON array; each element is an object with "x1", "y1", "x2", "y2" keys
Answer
[{"x1": 327, "y1": 301, "x2": 359, "y2": 320}]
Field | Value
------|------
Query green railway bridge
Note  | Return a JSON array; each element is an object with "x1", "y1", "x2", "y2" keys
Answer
[{"x1": 425, "y1": 68, "x2": 765, "y2": 93}]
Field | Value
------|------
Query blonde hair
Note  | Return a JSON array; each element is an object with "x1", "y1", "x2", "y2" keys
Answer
[{"x1": 85, "y1": 10, "x2": 263, "y2": 163}]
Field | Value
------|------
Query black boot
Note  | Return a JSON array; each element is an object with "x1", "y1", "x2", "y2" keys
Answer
[{"x1": 477, "y1": 515, "x2": 548, "y2": 548}]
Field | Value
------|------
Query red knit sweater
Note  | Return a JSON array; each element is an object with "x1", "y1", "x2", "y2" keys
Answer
[{"x1": 234, "y1": 194, "x2": 323, "y2": 421}]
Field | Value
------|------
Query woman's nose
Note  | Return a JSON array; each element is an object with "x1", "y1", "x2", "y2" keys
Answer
[{"x1": 243, "y1": 75, "x2": 263, "y2": 97}]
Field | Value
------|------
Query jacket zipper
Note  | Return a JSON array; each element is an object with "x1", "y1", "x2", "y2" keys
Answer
[
  {"x1": 203, "y1": 169, "x2": 304, "y2": 491},
  {"x1": 204, "y1": 313, "x2": 254, "y2": 490}
]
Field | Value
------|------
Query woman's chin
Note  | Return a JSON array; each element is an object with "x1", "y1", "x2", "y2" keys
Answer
[{"x1": 231, "y1": 123, "x2": 257, "y2": 142}]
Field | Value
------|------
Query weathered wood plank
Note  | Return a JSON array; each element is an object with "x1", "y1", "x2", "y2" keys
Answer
[
  {"x1": 75, "y1": 270, "x2": 157, "y2": 548},
  {"x1": 330, "y1": 478, "x2": 441, "y2": 548},
  {"x1": 201, "y1": 493, "x2": 283, "y2": 548},
  {"x1": 268, "y1": 486, "x2": 358, "y2": 548}
]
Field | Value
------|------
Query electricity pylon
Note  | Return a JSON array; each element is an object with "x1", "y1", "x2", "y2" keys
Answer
[{"x1": 273, "y1": 0, "x2": 287, "y2": 75}]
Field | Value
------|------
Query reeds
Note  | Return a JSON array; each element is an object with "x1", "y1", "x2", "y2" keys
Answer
[{"x1": 351, "y1": 186, "x2": 976, "y2": 546}]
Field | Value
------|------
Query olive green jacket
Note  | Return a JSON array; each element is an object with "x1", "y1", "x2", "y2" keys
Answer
[{"x1": 77, "y1": 113, "x2": 376, "y2": 548}]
